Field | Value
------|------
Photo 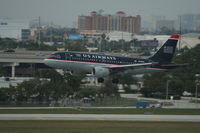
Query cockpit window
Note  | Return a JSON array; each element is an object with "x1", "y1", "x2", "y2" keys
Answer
[{"x1": 49, "y1": 54, "x2": 61, "y2": 59}]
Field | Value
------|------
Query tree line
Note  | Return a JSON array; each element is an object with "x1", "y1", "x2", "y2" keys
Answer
[
  {"x1": 0, "y1": 69, "x2": 120, "y2": 103},
  {"x1": 0, "y1": 36, "x2": 150, "y2": 54},
  {"x1": 141, "y1": 44, "x2": 200, "y2": 99}
]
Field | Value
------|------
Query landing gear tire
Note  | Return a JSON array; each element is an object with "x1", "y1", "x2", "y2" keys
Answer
[{"x1": 97, "y1": 78, "x2": 104, "y2": 83}]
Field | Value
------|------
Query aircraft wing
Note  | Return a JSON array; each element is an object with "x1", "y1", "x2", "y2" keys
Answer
[{"x1": 105, "y1": 63, "x2": 153, "y2": 73}]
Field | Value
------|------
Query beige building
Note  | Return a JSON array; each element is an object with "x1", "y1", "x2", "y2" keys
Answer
[{"x1": 78, "y1": 11, "x2": 141, "y2": 34}]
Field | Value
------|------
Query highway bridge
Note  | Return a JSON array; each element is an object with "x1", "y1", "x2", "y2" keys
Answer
[
  {"x1": 0, "y1": 50, "x2": 52, "y2": 63},
  {"x1": 0, "y1": 50, "x2": 53, "y2": 78}
]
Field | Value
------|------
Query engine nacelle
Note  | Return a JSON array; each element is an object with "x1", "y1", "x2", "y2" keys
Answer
[{"x1": 93, "y1": 67, "x2": 110, "y2": 77}]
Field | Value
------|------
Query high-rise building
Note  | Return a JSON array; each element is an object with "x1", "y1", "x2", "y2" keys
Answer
[
  {"x1": 78, "y1": 16, "x2": 86, "y2": 30},
  {"x1": 150, "y1": 15, "x2": 166, "y2": 32},
  {"x1": 135, "y1": 15, "x2": 141, "y2": 33},
  {"x1": 78, "y1": 11, "x2": 141, "y2": 34},
  {"x1": 91, "y1": 11, "x2": 98, "y2": 30},
  {"x1": 180, "y1": 14, "x2": 200, "y2": 32},
  {"x1": 0, "y1": 19, "x2": 30, "y2": 40},
  {"x1": 156, "y1": 20, "x2": 175, "y2": 32}
]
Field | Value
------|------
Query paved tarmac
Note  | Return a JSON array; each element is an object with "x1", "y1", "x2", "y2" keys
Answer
[
  {"x1": 121, "y1": 94, "x2": 200, "y2": 108},
  {"x1": 0, "y1": 114, "x2": 200, "y2": 122}
]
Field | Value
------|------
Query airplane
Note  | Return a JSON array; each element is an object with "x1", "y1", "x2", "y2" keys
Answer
[{"x1": 44, "y1": 34, "x2": 183, "y2": 83}]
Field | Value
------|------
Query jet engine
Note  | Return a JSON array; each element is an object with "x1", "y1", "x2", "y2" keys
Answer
[{"x1": 92, "y1": 67, "x2": 110, "y2": 78}]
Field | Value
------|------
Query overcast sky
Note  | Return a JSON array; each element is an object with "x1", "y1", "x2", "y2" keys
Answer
[{"x1": 0, "y1": 0, "x2": 200, "y2": 27}]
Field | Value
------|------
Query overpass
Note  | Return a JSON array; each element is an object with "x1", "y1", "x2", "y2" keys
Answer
[
  {"x1": 0, "y1": 51, "x2": 52, "y2": 78},
  {"x1": 0, "y1": 50, "x2": 53, "y2": 63}
]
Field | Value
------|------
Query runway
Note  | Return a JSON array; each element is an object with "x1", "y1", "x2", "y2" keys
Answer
[{"x1": 0, "y1": 114, "x2": 200, "y2": 122}]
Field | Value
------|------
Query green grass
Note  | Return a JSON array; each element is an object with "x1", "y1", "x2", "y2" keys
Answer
[
  {"x1": 0, "y1": 97, "x2": 157, "y2": 107},
  {"x1": 190, "y1": 100, "x2": 200, "y2": 104},
  {"x1": 0, "y1": 121, "x2": 200, "y2": 133},
  {"x1": 0, "y1": 108, "x2": 200, "y2": 115},
  {"x1": 92, "y1": 97, "x2": 145, "y2": 107},
  {"x1": 0, "y1": 97, "x2": 139, "y2": 107}
]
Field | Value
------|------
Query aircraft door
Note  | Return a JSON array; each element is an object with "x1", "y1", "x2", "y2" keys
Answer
[
  {"x1": 65, "y1": 53, "x2": 71, "y2": 60},
  {"x1": 64, "y1": 52, "x2": 72, "y2": 70}
]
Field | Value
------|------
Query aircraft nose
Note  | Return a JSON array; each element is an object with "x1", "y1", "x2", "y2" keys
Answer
[{"x1": 43, "y1": 58, "x2": 51, "y2": 66}]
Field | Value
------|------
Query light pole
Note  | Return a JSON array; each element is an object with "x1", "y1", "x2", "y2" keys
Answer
[
  {"x1": 166, "y1": 80, "x2": 170, "y2": 100},
  {"x1": 166, "y1": 75, "x2": 172, "y2": 101},
  {"x1": 195, "y1": 74, "x2": 200, "y2": 103}
]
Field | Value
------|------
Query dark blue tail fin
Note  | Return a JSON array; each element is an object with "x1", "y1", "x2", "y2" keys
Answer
[{"x1": 149, "y1": 35, "x2": 180, "y2": 64}]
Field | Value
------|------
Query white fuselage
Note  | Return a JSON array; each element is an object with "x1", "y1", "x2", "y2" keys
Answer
[{"x1": 44, "y1": 58, "x2": 164, "y2": 76}]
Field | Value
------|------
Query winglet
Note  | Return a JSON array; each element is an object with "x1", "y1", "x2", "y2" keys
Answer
[{"x1": 170, "y1": 34, "x2": 180, "y2": 39}]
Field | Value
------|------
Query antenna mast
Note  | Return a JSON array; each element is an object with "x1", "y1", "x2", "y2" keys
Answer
[{"x1": 179, "y1": 16, "x2": 182, "y2": 50}]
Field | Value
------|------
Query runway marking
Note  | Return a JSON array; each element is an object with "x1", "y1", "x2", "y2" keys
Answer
[
  {"x1": 96, "y1": 117, "x2": 105, "y2": 120},
  {"x1": 150, "y1": 118, "x2": 161, "y2": 121},
  {"x1": 36, "y1": 117, "x2": 48, "y2": 120},
  {"x1": 0, "y1": 114, "x2": 200, "y2": 122}
]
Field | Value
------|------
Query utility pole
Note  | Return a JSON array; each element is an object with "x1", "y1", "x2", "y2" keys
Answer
[
  {"x1": 166, "y1": 75, "x2": 172, "y2": 102},
  {"x1": 195, "y1": 74, "x2": 200, "y2": 103},
  {"x1": 179, "y1": 16, "x2": 182, "y2": 51},
  {"x1": 50, "y1": 22, "x2": 53, "y2": 43},
  {"x1": 122, "y1": 32, "x2": 124, "y2": 51},
  {"x1": 38, "y1": 16, "x2": 41, "y2": 48},
  {"x1": 166, "y1": 80, "x2": 169, "y2": 100}
]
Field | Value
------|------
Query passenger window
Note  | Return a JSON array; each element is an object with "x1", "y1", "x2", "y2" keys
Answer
[
  {"x1": 65, "y1": 53, "x2": 71, "y2": 60},
  {"x1": 55, "y1": 54, "x2": 61, "y2": 59}
]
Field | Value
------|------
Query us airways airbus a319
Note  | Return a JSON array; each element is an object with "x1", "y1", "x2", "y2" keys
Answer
[{"x1": 44, "y1": 35, "x2": 183, "y2": 83}]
